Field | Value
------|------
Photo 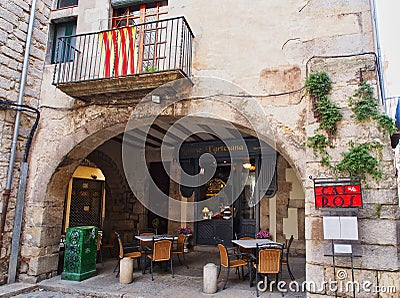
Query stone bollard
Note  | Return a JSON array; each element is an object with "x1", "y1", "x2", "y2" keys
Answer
[
  {"x1": 119, "y1": 257, "x2": 134, "y2": 284},
  {"x1": 203, "y1": 263, "x2": 218, "y2": 294}
]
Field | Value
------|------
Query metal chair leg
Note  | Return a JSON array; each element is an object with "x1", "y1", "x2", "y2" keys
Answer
[
  {"x1": 151, "y1": 260, "x2": 154, "y2": 281},
  {"x1": 182, "y1": 253, "x2": 189, "y2": 269},
  {"x1": 177, "y1": 254, "x2": 182, "y2": 265},
  {"x1": 137, "y1": 257, "x2": 141, "y2": 272},
  {"x1": 170, "y1": 258, "x2": 174, "y2": 278},
  {"x1": 223, "y1": 268, "x2": 230, "y2": 290},
  {"x1": 256, "y1": 272, "x2": 259, "y2": 297},
  {"x1": 249, "y1": 263, "x2": 253, "y2": 287},
  {"x1": 287, "y1": 262, "x2": 295, "y2": 281},
  {"x1": 114, "y1": 259, "x2": 120, "y2": 277}
]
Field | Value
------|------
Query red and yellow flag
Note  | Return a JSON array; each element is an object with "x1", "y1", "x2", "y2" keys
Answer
[{"x1": 98, "y1": 27, "x2": 137, "y2": 78}]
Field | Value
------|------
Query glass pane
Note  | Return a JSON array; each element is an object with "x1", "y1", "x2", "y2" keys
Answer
[
  {"x1": 57, "y1": 0, "x2": 78, "y2": 9},
  {"x1": 197, "y1": 164, "x2": 232, "y2": 219},
  {"x1": 240, "y1": 160, "x2": 256, "y2": 219},
  {"x1": 52, "y1": 21, "x2": 77, "y2": 64}
]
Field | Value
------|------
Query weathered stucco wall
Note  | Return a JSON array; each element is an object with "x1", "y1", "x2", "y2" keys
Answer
[{"x1": 169, "y1": 0, "x2": 374, "y2": 93}]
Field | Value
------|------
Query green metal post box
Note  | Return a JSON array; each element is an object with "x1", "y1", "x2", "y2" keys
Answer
[{"x1": 62, "y1": 226, "x2": 98, "y2": 281}]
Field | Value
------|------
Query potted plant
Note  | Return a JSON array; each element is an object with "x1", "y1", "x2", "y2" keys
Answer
[
  {"x1": 144, "y1": 65, "x2": 158, "y2": 72},
  {"x1": 177, "y1": 227, "x2": 192, "y2": 235},
  {"x1": 256, "y1": 230, "x2": 271, "y2": 239}
]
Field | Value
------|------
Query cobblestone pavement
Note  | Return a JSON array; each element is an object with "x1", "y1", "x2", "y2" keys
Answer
[
  {"x1": 13, "y1": 289, "x2": 88, "y2": 298},
  {"x1": 4, "y1": 251, "x2": 306, "y2": 298}
]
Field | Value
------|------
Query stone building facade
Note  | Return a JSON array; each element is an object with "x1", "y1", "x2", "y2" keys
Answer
[
  {"x1": 0, "y1": 0, "x2": 52, "y2": 284},
  {"x1": 0, "y1": 0, "x2": 399, "y2": 296}
]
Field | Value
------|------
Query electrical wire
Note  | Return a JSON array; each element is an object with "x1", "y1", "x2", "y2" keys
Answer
[
  {"x1": 0, "y1": 99, "x2": 40, "y2": 162},
  {"x1": 40, "y1": 52, "x2": 381, "y2": 111}
]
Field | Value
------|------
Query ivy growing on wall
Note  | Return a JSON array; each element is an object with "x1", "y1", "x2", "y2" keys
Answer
[
  {"x1": 304, "y1": 72, "x2": 394, "y2": 181},
  {"x1": 335, "y1": 141, "x2": 383, "y2": 180},
  {"x1": 305, "y1": 72, "x2": 342, "y2": 136},
  {"x1": 349, "y1": 82, "x2": 397, "y2": 135},
  {"x1": 305, "y1": 72, "x2": 342, "y2": 166},
  {"x1": 305, "y1": 132, "x2": 330, "y2": 167}
]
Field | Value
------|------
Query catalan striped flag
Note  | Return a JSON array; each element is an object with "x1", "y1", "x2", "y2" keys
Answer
[{"x1": 98, "y1": 27, "x2": 137, "y2": 78}]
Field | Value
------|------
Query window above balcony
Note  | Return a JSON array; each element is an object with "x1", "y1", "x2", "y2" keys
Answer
[
  {"x1": 51, "y1": 21, "x2": 77, "y2": 64},
  {"x1": 52, "y1": 16, "x2": 194, "y2": 102},
  {"x1": 57, "y1": 0, "x2": 78, "y2": 9},
  {"x1": 112, "y1": 1, "x2": 168, "y2": 28}
]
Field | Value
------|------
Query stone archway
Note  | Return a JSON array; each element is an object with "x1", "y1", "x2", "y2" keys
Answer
[{"x1": 18, "y1": 93, "x2": 307, "y2": 281}]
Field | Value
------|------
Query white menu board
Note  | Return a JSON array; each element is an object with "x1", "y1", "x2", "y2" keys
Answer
[{"x1": 323, "y1": 216, "x2": 358, "y2": 240}]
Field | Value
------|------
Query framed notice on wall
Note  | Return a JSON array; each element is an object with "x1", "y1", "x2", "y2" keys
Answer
[
  {"x1": 313, "y1": 177, "x2": 362, "y2": 209},
  {"x1": 323, "y1": 216, "x2": 359, "y2": 240}
]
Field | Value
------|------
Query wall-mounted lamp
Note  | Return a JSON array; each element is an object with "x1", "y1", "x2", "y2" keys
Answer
[
  {"x1": 151, "y1": 94, "x2": 161, "y2": 104},
  {"x1": 243, "y1": 162, "x2": 252, "y2": 169},
  {"x1": 202, "y1": 207, "x2": 210, "y2": 219}
]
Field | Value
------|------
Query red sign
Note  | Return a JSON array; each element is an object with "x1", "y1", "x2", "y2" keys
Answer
[{"x1": 314, "y1": 183, "x2": 362, "y2": 208}]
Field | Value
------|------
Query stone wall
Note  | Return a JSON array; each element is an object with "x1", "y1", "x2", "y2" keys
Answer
[
  {"x1": 0, "y1": 0, "x2": 51, "y2": 284},
  {"x1": 305, "y1": 56, "x2": 400, "y2": 296},
  {"x1": 260, "y1": 155, "x2": 306, "y2": 255}
]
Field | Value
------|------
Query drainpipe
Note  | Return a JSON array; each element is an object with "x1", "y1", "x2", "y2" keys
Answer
[
  {"x1": 370, "y1": 0, "x2": 386, "y2": 107},
  {"x1": 0, "y1": 0, "x2": 37, "y2": 280}
]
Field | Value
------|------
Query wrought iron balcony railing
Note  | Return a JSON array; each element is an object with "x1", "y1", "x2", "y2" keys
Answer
[{"x1": 52, "y1": 16, "x2": 193, "y2": 86}]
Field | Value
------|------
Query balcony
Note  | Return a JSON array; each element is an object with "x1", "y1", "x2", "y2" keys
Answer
[{"x1": 52, "y1": 17, "x2": 194, "y2": 101}]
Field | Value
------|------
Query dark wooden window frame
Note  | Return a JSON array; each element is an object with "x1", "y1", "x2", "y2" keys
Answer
[{"x1": 111, "y1": 1, "x2": 168, "y2": 72}]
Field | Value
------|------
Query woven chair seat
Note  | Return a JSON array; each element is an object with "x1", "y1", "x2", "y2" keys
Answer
[
  {"x1": 227, "y1": 259, "x2": 248, "y2": 268},
  {"x1": 147, "y1": 254, "x2": 170, "y2": 261},
  {"x1": 125, "y1": 251, "x2": 141, "y2": 259}
]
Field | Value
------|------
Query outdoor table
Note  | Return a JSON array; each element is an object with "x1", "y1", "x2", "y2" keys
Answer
[
  {"x1": 135, "y1": 235, "x2": 178, "y2": 242},
  {"x1": 231, "y1": 239, "x2": 277, "y2": 249}
]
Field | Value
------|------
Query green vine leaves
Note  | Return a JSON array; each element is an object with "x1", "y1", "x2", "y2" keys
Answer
[
  {"x1": 305, "y1": 72, "x2": 395, "y2": 181},
  {"x1": 349, "y1": 82, "x2": 397, "y2": 135}
]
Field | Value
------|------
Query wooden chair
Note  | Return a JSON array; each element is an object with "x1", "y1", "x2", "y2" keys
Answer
[
  {"x1": 101, "y1": 230, "x2": 116, "y2": 258},
  {"x1": 96, "y1": 231, "x2": 103, "y2": 264},
  {"x1": 282, "y1": 235, "x2": 295, "y2": 281},
  {"x1": 138, "y1": 228, "x2": 158, "y2": 235},
  {"x1": 147, "y1": 239, "x2": 173, "y2": 281},
  {"x1": 235, "y1": 232, "x2": 255, "y2": 239},
  {"x1": 138, "y1": 229, "x2": 157, "y2": 251},
  {"x1": 217, "y1": 243, "x2": 248, "y2": 290},
  {"x1": 138, "y1": 231, "x2": 158, "y2": 274},
  {"x1": 237, "y1": 236, "x2": 255, "y2": 262},
  {"x1": 172, "y1": 234, "x2": 189, "y2": 268},
  {"x1": 251, "y1": 243, "x2": 283, "y2": 297},
  {"x1": 114, "y1": 232, "x2": 142, "y2": 277}
]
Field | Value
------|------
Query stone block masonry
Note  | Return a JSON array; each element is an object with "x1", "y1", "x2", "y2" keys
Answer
[
  {"x1": 0, "y1": 0, "x2": 51, "y2": 284},
  {"x1": 305, "y1": 55, "x2": 400, "y2": 296}
]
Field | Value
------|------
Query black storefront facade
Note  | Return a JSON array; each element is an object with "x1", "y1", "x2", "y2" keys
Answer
[{"x1": 178, "y1": 138, "x2": 277, "y2": 246}]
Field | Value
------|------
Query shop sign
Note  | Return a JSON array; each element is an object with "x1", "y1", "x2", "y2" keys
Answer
[{"x1": 314, "y1": 178, "x2": 362, "y2": 208}]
